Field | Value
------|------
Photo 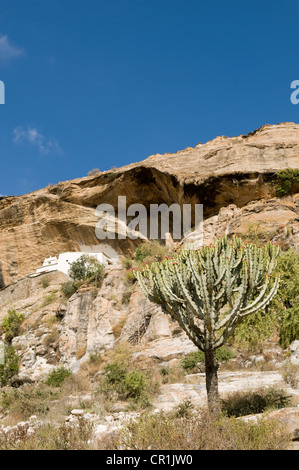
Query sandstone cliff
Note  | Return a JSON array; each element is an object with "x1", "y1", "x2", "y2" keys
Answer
[{"x1": 0, "y1": 122, "x2": 299, "y2": 287}]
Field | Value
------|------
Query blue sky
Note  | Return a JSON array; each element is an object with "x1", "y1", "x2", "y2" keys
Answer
[{"x1": 0, "y1": 0, "x2": 299, "y2": 196}]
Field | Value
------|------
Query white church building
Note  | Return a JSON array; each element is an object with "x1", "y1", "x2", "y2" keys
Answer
[{"x1": 34, "y1": 252, "x2": 112, "y2": 278}]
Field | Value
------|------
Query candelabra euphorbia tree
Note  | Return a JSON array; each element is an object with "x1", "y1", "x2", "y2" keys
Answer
[{"x1": 134, "y1": 236, "x2": 280, "y2": 413}]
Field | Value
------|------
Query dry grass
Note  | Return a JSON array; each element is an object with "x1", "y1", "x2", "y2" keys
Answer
[
  {"x1": 113, "y1": 409, "x2": 291, "y2": 450},
  {"x1": 0, "y1": 416, "x2": 95, "y2": 450}
]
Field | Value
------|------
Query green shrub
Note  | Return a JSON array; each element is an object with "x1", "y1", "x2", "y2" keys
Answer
[
  {"x1": 98, "y1": 361, "x2": 150, "y2": 407},
  {"x1": 181, "y1": 350, "x2": 205, "y2": 372},
  {"x1": 233, "y1": 310, "x2": 278, "y2": 352},
  {"x1": 181, "y1": 347, "x2": 236, "y2": 372},
  {"x1": 45, "y1": 367, "x2": 72, "y2": 387},
  {"x1": 174, "y1": 400, "x2": 194, "y2": 418},
  {"x1": 68, "y1": 255, "x2": 105, "y2": 287},
  {"x1": 274, "y1": 250, "x2": 299, "y2": 348},
  {"x1": 221, "y1": 388, "x2": 292, "y2": 418},
  {"x1": 125, "y1": 270, "x2": 136, "y2": 285},
  {"x1": 215, "y1": 346, "x2": 236, "y2": 363},
  {"x1": 121, "y1": 287, "x2": 134, "y2": 305},
  {"x1": 234, "y1": 249, "x2": 299, "y2": 351},
  {"x1": 0, "y1": 345, "x2": 19, "y2": 386},
  {"x1": 273, "y1": 169, "x2": 299, "y2": 197},
  {"x1": 123, "y1": 370, "x2": 148, "y2": 399},
  {"x1": 104, "y1": 362, "x2": 126, "y2": 385},
  {"x1": 61, "y1": 281, "x2": 79, "y2": 299},
  {"x1": 1, "y1": 309, "x2": 24, "y2": 343}
]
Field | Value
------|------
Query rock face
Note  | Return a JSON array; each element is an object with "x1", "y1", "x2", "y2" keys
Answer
[
  {"x1": 182, "y1": 195, "x2": 299, "y2": 250},
  {"x1": 0, "y1": 122, "x2": 299, "y2": 287},
  {"x1": 0, "y1": 268, "x2": 196, "y2": 379}
]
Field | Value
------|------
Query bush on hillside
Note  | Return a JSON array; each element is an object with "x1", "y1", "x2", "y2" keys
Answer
[
  {"x1": 0, "y1": 345, "x2": 19, "y2": 386},
  {"x1": 68, "y1": 255, "x2": 105, "y2": 287},
  {"x1": 233, "y1": 248, "x2": 299, "y2": 350},
  {"x1": 1, "y1": 309, "x2": 24, "y2": 343}
]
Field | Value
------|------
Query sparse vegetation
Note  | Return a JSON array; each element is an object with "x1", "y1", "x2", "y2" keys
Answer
[
  {"x1": 0, "y1": 416, "x2": 94, "y2": 450},
  {"x1": 42, "y1": 327, "x2": 59, "y2": 348},
  {"x1": 96, "y1": 342, "x2": 158, "y2": 409},
  {"x1": 236, "y1": 223, "x2": 278, "y2": 245},
  {"x1": 116, "y1": 409, "x2": 291, "y2": 450},
  {"x1": 60, "y1": 280, "x2": 79, "y2": 298},
  {"x1": 88, "y1": 168, "x2": 101, "y2": 176},
  {"x1": 274, "y1": 249, "x2": 299, "y2": 349},
  {"x1": 134, "y1": 240, "x2": 175, "y2": 265},
  {"x1": 40, "y1": 277, "x2": 50, "y2": 289},
  {"x1": 280, "y1": 360, "x2": 299, "y2": 388},
  {"x1": 40, "y1": 292, "x2": 57, "y2": 309},
  {"x1": 121, "y1": 257, "x2": 133, "y2": 270},
  {"x1": 174, "y1": 399, "x2": 194, "y2": 418},
  {"x1": 1, "y1": 384, "x2": 58, "y2": 419},
  {"x1": 45, "y1": 367, "x2": 72, "y2": 388}
]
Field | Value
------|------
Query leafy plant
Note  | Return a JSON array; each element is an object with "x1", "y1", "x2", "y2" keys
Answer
[
  {"x1": 61, "y1": 280, "x2": 79, "y2": 298},
  {"x1": 181, "y1": 350, "x2": 205, "y2": 372},
  {"x1": 274, "y1": 249, "x2": 299, "y2": 348},
  {"x1": 68, "y1": 255, "x2": 105, "y2": 287},
  {"x1": 181, "y1": 347, "x2": 236, "y2": 372},
  {"x1": 1, "y1": 309, "x2": 24, "y2": 343},
  {"x1": 98, "y1": 361, "x2": 150, "y2": 407},
  {"x1": 0, "y1": 345, "x2": 19, "y2": 386},
  {"x1": 45, "y1": 367, "x2": 72, "y2": 387},
  {"x1": 174, "y1": 400, "x2": 194, "y2": 418},
  {"x1": 233, "y1": 248, "x2": 299, "y2": 351},
  {"x1": 273, "y1": 169, "x2": 299, "y2": 197}
]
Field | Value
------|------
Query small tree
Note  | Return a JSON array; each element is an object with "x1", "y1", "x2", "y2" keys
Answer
[
  {"x1": 68, "y1": 255, "x2": 105, "y2": 287},
  {"x1": 0, "y1": 345, "x2": 19, "y2": 386},
  {"x1": 1, "y1": 309, "x2": 24, "y2": 343},
  {"x1": 134, "y1": 236, "x2": 280, "y2": 413}
]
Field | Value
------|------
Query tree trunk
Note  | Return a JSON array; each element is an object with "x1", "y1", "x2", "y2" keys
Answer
[{"x1": 205, "y1": 347, "x2": 221, "y2": 414}]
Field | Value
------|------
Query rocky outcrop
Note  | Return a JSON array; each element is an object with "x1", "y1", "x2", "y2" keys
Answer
[
  {"x1": 0, "y1": 267, "x2": 195, "y2": 380},
  {"x1": 1, "y1": 122, "x2": 299, "y2": 286},
  {"x1": 182, "y1": 194, "x2": 299, "y2": 250}
]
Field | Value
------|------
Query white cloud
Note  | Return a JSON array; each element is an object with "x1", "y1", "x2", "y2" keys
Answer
[
  {"x1": 0, "y1": 35, "x2": 24, "y2": 60},
  {"x1": 13, "y1": 126, "x2": 63, "y2": 156}
]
